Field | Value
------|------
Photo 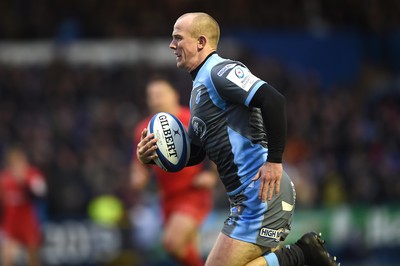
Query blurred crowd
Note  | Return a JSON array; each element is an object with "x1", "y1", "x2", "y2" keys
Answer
[
  {"x1": 0, "y1": 0, "x2": 399, "y2": 219},
  {"x1": 1, "y1": 0, "x2": 400, "y2": 40},
  {"x1": 0, "y1": 2, "x2": 398, "y2": 265},
  {"x1": 0, "y1": 62, "x2": 190, "y2": 218},
  {"x1": 0, "y1": 54, "x2": 398, "y2": 219}
]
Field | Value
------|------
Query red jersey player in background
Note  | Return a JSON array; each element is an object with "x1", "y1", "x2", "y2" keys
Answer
[
  {"x1": 0, "y1": 146, "x2": 47, "y2": 266},
  {"x1": 130, "y1": 76, "x2": 217, "y2": 266}
]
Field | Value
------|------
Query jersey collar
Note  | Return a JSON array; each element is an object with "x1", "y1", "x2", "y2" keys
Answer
[{"x1": 190, "y1": 52, "x2": 217, "y2": 80}]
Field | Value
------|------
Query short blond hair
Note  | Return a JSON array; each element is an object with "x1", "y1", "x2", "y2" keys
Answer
[{"x1": 180, "y1": 12, "x2": 220, "y2": 49}]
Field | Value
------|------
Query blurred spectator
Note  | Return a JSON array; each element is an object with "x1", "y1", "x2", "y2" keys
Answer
[
  {"x1": 130, "y1": 76, "x2": 216, "y2": 266},
  {"x1": 0, "y1": 145, "x2": 47, "y2": 266}
]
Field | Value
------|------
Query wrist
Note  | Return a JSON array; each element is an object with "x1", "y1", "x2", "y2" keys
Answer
[{"x1": 267, "y1": 155, "x2": 283, "y2": 163}]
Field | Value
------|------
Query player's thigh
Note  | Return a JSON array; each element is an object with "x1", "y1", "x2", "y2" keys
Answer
[
  {"x1": 206, "y1": 233, "x2": 268, "y2": 266},
  {"x1": 1, "y1": 237, "x2": 19, "y2": 265},
  {"x1": 163, "y1": 212, "x2": 199, "y2": 249}
]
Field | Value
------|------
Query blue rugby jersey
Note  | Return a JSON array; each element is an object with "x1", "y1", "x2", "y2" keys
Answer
[{"x1": 189, "y1": 53, "x2": 270, "y2": 195}]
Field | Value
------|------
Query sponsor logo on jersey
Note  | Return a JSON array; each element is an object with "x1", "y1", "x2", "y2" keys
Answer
[
  {"x1": 259, "y1": 227, "x2": 283, "y2": 241},
  {"x1": 226, "y1": 66, "x2": 260, "y2": 92},
  {"x1": 195, "y1": 88, "x2": 202, "y2": 104},
  {"x1": 235, "y1": 67, "x2": 245, "y2": 78},
  {"x1": 192, "y1": 116, "x2": 207, "y2": 139},
  {"x1": 217, "y1": 63, "x2": 236, "y2": 77}
]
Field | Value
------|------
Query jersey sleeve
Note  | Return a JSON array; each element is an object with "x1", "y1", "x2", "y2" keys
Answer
[{"x1": 211, "y1": 62, "x2": 266, "y2": 106}]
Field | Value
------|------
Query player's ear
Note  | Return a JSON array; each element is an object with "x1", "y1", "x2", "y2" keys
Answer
[{"x1": 197, "y1": 36, "x2": 207, "y2": 49}]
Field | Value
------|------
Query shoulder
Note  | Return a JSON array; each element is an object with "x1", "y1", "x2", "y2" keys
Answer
[
  {"x1": 200, "y1": 54, "x2": 239, "y2": 79},
  {"x1": 210, "y1": 59, "x2": 247, "y2": 84},
  {"x1": 209, "y1": 56, "x2": 240, "y2": 76},
  {"x1": 212, "y1": 59, "x2": 250, "y2": 78},
  {"x1": 214, "y1": 60, "x2": 265, "y2": 94},
  {"x1": 208, "y1": 60, "x2": 244, "y2": 92},
  {"x1": 212, "y1": 61, "x2": 240, "y2": 77}
]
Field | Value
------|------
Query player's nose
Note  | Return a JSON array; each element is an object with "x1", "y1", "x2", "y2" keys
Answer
[{"x1": 169, "y1": 40, "x2": 176, "y2": 50}]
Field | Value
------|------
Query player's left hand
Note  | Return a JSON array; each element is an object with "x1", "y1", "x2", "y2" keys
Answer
[
  {"x1": 252, "y1": 162, "x2": 282, "y2": 202},
  {"x1": 136, "y1": 128, "x2": 158, "y2": 164}
]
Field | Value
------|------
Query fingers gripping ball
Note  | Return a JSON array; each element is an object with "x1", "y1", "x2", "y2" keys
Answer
[{"x1": 147, "y1": 112, "x2": 190, "y2": 172}]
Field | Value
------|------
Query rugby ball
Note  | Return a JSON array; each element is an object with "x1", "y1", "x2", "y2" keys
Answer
[{"x1": 147, "y1": 112, "x2": 190, "y2": 172}]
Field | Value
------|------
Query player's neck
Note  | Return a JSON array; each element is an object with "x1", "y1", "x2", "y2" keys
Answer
[{"x1": 190, "y1": 51, "x2": 216, "y2": 80}]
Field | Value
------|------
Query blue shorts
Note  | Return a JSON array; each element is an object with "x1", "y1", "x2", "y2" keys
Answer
[{"x1": 221, "y1": 171, "x2": 296, "y2": 248}]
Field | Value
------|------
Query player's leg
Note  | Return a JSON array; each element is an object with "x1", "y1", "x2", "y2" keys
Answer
[
  {"x1": 206, "y1": 171, "x2": 297, "y2": 265},
  {"x1": 246, "y1": 257, "x2": 269, "y2": 266},
  {"x1": 22, "y1": 217, "x2": 42, "y2": 266},
  {"x1": 245, "y1": 246, "x2": 281, "y2": 266},
  {"x1": 1, "y1": 237, "x2": 18, "y2": 266},
  {"x1": 205, "y1": 234, "x2": 301, "y2": 266},
  {"x1": 205, "y1": 232, "x2": 268, "y2": 266},
  {"x1": 246, "y1": 232, "x2": 340, "y2": 266},
  {"x1": 162, "y1": 211, "x2": 203, "y2": 266},
  {"x1": 26, "y1": 245, "x2": 41, "y2": 266},
  {"x1": 162, "y1": 188, "x2": 212, "y2": 265},
  {"x1": 207, "y1": 169, "x2": 340, "y2": 266},
  {"x1": 206, "y1": 232, "x2": 339, "y2": 266}
]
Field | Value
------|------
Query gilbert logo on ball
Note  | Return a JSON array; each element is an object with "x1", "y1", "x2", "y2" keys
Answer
[{"x1": 147, "y1": 112, "x2": 190, "y2": 172}]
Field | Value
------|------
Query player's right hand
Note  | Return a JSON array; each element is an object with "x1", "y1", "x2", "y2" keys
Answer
[
  {"x1": 136, "y1": 128, "x2": 159, "y2": 164},
  {"x1": 252, "y1": 162, "x2": 282, "y2": 202}
]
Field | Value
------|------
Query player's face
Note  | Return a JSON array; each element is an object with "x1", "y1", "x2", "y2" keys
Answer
[
  {"x1": 146, "y1": 81, "x2": 179, "y2": 114},
  {"x1": 170, "y1": 17, "x2": 199, "y2": 72},
  {"x1": 7, "y1": 149, "x2": 28, "y2": 179}
]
